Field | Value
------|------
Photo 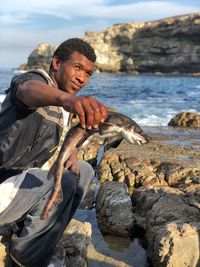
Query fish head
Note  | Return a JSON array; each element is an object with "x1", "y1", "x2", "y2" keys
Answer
[{"x1": 99, "y1": 112, "x2": 149, "y2": 146}]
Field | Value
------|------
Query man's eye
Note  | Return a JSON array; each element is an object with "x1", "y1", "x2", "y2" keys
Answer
[{"x1": 74, "y1": 65, "x2": 81, "y2": 70}]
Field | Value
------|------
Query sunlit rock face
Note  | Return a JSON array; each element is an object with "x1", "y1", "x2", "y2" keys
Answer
[
  {"x1": 21, "y1": 13, "x2": 200, "y2": 75},
  {"x1": 84, "y1": 13, "x2": 200, "y2": 74}
]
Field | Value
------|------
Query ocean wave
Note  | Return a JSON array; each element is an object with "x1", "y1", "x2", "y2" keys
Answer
[
  {"x1": 134, "y1": 114, "x2": 168, "y2": 126},
  {"x1": 0, "y1": 94, "x2": 5, "y2": 105},
  {"x1": 13, "y1": 69, "x2": 27, "y2": 74}
]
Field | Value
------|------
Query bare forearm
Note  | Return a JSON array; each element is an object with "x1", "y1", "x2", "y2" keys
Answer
[
  {"x1": 16, "y1": 79, "x2": 107, "y2": 129},
  {"x1": 16, "y1": 80, "x2": 69, "y2": 108}
]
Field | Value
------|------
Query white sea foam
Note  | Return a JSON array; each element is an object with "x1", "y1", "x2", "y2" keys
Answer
[
  {"x1": 0, "y1": 94, "x2": 5, "y2": 104},
  {"x1": 133, "y1": 114, "x2": 168, "y2": 126},
  {"x1": 13, "y1": 70, "x2": 27, "y2": 74}
]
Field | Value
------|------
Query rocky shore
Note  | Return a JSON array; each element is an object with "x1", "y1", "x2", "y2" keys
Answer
[
  {"x1": 0, "y1": 112, "x2": 200, "y2": 266},
  {"x1": 20, "y1": 13, "x2": 200, "y2": 75}
]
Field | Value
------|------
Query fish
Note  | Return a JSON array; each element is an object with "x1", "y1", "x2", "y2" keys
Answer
[{"x1": 41, "y1": 112, "x2": 149, "y2": 219}]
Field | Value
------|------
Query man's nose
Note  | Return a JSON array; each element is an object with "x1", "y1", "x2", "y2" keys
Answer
[{"x1": 76, "y1": 71, "x2": 85, "y2": 83}]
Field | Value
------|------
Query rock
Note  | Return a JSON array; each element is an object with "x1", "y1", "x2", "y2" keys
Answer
[
  {"x1": 78, "y1": 137, "x2": 100, "y2": 167},
  {"x1": 0, "y1": 237, "x2": 6, "y2": 267},
  {"x1": 21, "y1": 13, "x2": 200, "y2": 75},
  {"x1": 98, "y1": 135, "x2": 200, "y2": 190},
  {"x1": 96, "y1": 181, "x2": 135, "y2": 236},
  {"x1": 59, "y1": 219, "x2": 92, "y2": 266},
  {"x1": 152, "y1": 222, "x2": 200, "y2": 267},
  {"x1": 132, "y1": 186, "x2": 200, "y2": 267},
  {"x1": 97, "y1": 127, "x2": 200, "y2": 266},
  {"x1": 84, "y1": 13, "x2": 200, "y2": 74},
  {"x1": 0, "y1": 227, "x2": 13, "y2": 267},
  {"x1": 20, "y1": 43, "x2": 57, "y2": 72},
  {"x1": 65, "y1": 255, "x2": 87, "y2": 267},
  {"x1": 78, "y1": 181, "x2": 95, "y2": 210},
  {"x1": 87, "y1": 243, "x2": 133, "y2": 267},
  {"x1": 168, "y1": 111, "x2": 200, "y2": 128}
]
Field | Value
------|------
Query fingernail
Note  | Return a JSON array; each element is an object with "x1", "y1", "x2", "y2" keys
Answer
[
  {"x1": 94, "y1": 124, "x2": 98, "y2": 128},
  {"x1": 88, "y1": 126, "x2": 92, "y2": 129}
]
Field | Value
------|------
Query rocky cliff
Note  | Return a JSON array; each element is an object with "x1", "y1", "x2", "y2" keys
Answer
[{"x1": 21, "y1": 13, "x2": 200, "y2": 75}]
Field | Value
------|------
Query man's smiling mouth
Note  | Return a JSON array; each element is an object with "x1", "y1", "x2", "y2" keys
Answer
[{"x1": 71, "y1": 81, "x2": 81, "y2": 90}]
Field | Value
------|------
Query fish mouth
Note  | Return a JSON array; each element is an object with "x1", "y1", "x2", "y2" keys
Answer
[{"x1": 136, "y1": 135, "x2": 150, "y2": 145}]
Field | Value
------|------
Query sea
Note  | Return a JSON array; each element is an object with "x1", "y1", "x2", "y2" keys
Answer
[
  {"x1": 0, "y1": 68, "x2": 200, "y2": 266},
  {"x1": 1, "y1": 68, "x2": 200, "y2": 126}
]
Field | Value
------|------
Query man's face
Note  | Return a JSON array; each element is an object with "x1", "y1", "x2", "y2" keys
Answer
[{"x1": 54, "y1": 51, "x2": 94, "y2": 95}]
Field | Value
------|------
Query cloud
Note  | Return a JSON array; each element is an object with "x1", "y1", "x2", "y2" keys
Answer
[
  {"x1": 1, "y1": 0, "x2": 199, "y2": 25},
  {"x1": 1, "y1": 0, "x2": 199, "y2": 68},
  {"x1": 85, "y1": 1, "x2": 200, "y2": 21}
]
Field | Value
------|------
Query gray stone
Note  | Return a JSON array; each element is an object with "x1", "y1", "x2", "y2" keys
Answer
[{"x1": 96, "y1": 181, "x2": 135, "y2": 236}]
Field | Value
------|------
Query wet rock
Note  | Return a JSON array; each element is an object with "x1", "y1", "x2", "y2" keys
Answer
[
  {"x1": 97, "y1": 128, "x2": 200, "y2": 266},
  {"x1": 168, "y1": 111, "x2": 200, "y2": 128},
  {"x1": 78, "y1": 137, "x2": 100, "y2": 167},
  {"x1": 65, "y1": 255, "x2": 87, "y2": 267},
  {"x1": 59, "y1": 219, "x2": 92, "y2": 266},
  {"x1": 132, "y1": 186, "x2": 200, "y2": 267},
  {"x1": 78, "y1": 181, "x2": 95, "y2": 210},
  {"x1": 98, "y1": 136, "x2": 200, "y2": 190},
  {"x1": 96, "y1": 181, "x2": 135, "y2": 236}
]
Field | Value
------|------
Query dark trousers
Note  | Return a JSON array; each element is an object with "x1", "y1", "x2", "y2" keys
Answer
[{"x1": 0, "y1": 161, "x2": 94, "y2": 266}]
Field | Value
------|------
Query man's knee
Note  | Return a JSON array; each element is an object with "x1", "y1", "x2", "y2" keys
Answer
[{"x1": 78, "y1": 160, "x2": 94, "y2": 183}]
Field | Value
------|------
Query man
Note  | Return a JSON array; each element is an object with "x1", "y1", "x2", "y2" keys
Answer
[{"x1": 0, "y1": 38, "x2": 107, "y2": 266}]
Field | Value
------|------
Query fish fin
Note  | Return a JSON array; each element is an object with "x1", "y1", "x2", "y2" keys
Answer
[{"x1": 104, "y1": 136, "x2": 123, "y2": 150}]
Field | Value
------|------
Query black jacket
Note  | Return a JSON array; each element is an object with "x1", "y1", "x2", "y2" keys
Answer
[{"x1": 0, "y1": 70, "x2": 63, "y2": 182}]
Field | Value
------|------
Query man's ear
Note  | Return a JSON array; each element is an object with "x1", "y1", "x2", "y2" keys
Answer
[{"x1": 51, "y1": 56, "x2": 61, "y2": 71}]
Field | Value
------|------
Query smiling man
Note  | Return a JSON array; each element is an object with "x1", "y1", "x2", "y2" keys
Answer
[{"x1": 0, "y1": 38, "x2": 107, "y2": 267}]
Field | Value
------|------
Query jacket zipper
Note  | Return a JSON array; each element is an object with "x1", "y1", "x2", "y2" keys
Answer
[{"x1": 5, "y1": 146, "x2": 31, "y2": 167}]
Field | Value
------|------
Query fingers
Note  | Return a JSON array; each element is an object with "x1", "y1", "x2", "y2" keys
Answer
[
  {"x1": 64, "y1": 160, "x2": 80, "y2": 176},
  {"x1": 96, "y1": 99, "x2": 107, "y2": 123},
  {"x1": 76, "y1": 96, "x2": 107, "y2": 129},
  {"x1": 74, "y1": 100, "x2": 86, "y2": 129},
  {"x1": 41, "y1": 188, "x2": 63, "y2": 220},
  {"x1": 63, "y1": 94, "x2": 107, "y2": 129}
]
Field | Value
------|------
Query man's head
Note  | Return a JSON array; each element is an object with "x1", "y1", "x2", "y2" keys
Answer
[
  {"x1": 52, "y1": 38, "x2": 96, "y2": 63},
  {"x1": 50, "y1": 38, "x2": 96, "y2": 95}
]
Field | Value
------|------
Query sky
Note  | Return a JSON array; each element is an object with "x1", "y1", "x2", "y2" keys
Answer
[{"x1": 0, "y1": 0, "x2": 199, "y2": 68}]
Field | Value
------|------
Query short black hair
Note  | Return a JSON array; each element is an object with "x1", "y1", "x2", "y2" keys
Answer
[{"x1": 53, "y1": 38, "x2": 96, "y2": 62}]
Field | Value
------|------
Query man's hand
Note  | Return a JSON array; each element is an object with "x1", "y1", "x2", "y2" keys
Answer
[
  {"x1": 64, "y1": 147, "x2": 80, "y2": 178},
  {"x1": 63, "y1": 95, "x2": 107, "y2": 129}
]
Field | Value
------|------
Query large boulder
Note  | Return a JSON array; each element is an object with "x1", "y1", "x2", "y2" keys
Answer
[
  {"x1": 96, "y1": 181, "x2": 135, "y2": 236},
  {"x1": 132, "y1": 186, "x2": 200, "y2": 267},
  {"x1": 168, "y1": 111, "x2": 200, "y2": 128}
]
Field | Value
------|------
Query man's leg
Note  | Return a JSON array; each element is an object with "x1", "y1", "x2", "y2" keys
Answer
[{"x1": 0, "y1": 160, "x2": 94, "y2": 266}]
